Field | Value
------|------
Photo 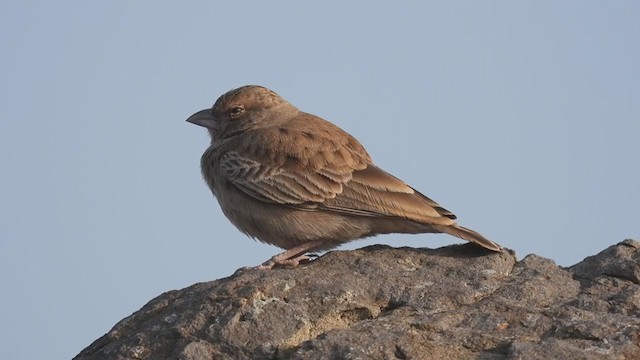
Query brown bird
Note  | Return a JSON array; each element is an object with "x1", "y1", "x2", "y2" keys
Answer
[{"x1": 187, "y1": 85, "x2": 502, "y2": 268}]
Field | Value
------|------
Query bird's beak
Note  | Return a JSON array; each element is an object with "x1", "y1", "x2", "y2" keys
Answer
[{"x1": 186, "y1": 109, "x2": 216, "y2": 129}]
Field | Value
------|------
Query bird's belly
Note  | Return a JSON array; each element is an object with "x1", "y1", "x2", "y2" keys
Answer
[{"x1": 213, "y1": 181, "x2": 373, "y2": 250}]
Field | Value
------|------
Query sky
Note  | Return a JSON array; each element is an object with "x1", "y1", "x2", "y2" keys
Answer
[{"x1": 1, "y1": 1, "x2": 638, "y2": 359}]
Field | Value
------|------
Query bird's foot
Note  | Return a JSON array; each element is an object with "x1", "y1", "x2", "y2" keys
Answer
[
  {"x1": 256, "y1": 254, "x2": 315, "y2": 270},
  {"x1": 255, "y1": 242, "x2": 325, "y2": 270}
]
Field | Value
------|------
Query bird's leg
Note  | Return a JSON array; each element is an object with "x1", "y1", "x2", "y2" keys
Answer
[{"x1": 257, "y1": 241, "x2": 325, "y2": 269}]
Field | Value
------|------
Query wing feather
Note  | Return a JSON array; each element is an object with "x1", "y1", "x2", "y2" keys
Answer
[{"x1": 321, "y1": 165, "x2": 455, "y2": 225}]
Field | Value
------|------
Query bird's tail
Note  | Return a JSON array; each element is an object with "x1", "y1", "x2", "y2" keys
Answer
[{"x1": 434, "y1": 224, "x2": 503, "y2": 252}]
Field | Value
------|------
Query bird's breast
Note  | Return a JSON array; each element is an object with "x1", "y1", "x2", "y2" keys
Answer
[{"x1": 200, "y1": 146, "x2": 221, "y2": 195}]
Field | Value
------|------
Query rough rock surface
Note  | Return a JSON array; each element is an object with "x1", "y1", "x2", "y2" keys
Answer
[{"x1": 75, "y1": 240, "x2": 640, "y2": 360}]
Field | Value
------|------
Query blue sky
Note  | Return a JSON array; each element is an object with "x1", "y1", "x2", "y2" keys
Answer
[{"x1": 1, "y1": 1, "x2": 638, "y2": 359}]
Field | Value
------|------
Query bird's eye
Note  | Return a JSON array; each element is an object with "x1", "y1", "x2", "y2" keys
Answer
[{"x1": 229, "y1": 105, "x2": 245, "y2": 118}]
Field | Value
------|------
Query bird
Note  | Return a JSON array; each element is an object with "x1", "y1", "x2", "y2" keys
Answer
[{"x1": 186, "y1": 85, "x2": 502, "y2": 269}]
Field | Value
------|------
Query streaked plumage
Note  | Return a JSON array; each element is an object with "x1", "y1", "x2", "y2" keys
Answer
[{"x1": 187, "y1": 85, "x2": 502, "y2": 268}]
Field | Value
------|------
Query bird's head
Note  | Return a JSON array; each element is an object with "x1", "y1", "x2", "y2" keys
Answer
[{"x1": 186, "y1": 85, "x2": 298, "y2": 142}]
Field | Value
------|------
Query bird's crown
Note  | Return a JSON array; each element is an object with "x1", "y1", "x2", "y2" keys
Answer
[{"x1": 212, "y1": 85, "x2": 287, "y2": 114}]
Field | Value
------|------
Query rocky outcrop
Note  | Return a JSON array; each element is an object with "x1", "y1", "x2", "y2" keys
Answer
[{"x1": 75, "y1": 240, "x2": 640, "y2": 360}]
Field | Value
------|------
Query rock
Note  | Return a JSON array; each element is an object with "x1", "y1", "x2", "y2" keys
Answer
[{"x1": 74, "y1": 241, "x2": 640, "y2": 360}]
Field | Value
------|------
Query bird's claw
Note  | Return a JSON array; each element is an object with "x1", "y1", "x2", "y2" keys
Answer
[{"x1": 255, "y1": 254, "x2": 314, "y2": 270}]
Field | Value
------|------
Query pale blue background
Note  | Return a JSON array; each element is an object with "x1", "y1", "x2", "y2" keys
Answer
[{"x1": 1, "y1": 1, "x2": 638, "y2": 359}]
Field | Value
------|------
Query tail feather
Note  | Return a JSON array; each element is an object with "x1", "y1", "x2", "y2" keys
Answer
[{"x1": 434, "y1": 224, "x2": 503, "y2": 252}]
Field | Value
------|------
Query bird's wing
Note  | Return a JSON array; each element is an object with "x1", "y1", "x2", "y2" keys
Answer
[
  {"x1": 218, "y1": 115, "x2": 456, "y2": 225},
  {"x1": 321, "y1": 164, "x2": 456, "y2": 224},
  {"x1": 218, "y1": 149, "x2": 351, "y2": 205},
  {"x1": 218, "y1": 115, "x2": 370, "y2": 206}
]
